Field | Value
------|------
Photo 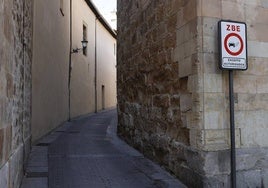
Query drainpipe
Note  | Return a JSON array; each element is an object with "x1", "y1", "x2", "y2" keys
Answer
[
  {"x1": 94, "y1": 18, "x2": 97, "y2": 113},
  {"x1": 68, "y1": 0, "x2": 72, "y2": 121}
]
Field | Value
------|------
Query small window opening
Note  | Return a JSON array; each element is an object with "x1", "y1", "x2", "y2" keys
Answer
[{"x1": 83, "y1": 24, "x2": 87, "y2": 56}]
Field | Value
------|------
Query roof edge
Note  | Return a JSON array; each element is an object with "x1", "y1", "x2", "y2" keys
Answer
[{"x1": 85, "y1": 0, "x2": 117, "y2": 39}]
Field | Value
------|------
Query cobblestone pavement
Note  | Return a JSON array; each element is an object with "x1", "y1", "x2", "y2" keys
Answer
[{"x1": 21, "y1": 109, "x2": 186, "y2": 188}]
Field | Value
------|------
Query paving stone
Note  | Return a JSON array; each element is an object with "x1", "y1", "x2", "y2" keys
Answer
[{"x1": 21, "y1": 178, "x2": 47, "y2": 188}]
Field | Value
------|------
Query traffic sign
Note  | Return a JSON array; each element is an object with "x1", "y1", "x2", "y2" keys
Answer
[{"x1": 218, "y1": 20, "x2": 248, "y2": 70}]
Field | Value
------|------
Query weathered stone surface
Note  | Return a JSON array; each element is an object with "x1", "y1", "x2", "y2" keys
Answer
[
  {"x1": 118, "y1": 0, "x2": 268, "y2": 187},
  {"x1": 237, "y1": 170, "x2": 262, "y2": 188},
  {"x1": 0, "y1": 0, "x2": 33, "y2": 187}
]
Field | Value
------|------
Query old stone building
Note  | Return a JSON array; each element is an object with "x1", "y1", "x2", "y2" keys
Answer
[
  {"x1": 0, "y1": 0, "x2": 33, "y2": 187},
  {"x1": 117, "y1": 0, "x2": 268, "y2": 187}
]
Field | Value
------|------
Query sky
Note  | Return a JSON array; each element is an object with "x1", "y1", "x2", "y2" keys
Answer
[{"x1": 91, "y1": 0, "x2": 117, "y2": 30}]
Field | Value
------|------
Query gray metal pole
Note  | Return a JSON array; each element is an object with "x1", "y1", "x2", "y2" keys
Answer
[{"x1": 229, "y1": 70, "x2": 236, "y2": 188}]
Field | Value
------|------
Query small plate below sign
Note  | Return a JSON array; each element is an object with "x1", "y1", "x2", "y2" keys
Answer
[{"x1": 222, "y1": 57, "x2": 247, "y2": 69}]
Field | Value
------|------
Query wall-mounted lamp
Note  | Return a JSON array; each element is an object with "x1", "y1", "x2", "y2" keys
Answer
[{"x1": 71, "y1": 40, "x2": 88, "y2": 53}]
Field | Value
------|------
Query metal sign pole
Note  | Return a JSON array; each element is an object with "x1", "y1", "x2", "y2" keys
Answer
[{"x1": 229, "y1": 70, "x2": 236, "y2": 188}]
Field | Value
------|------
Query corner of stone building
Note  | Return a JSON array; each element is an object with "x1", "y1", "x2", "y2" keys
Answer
[
  {"x1": 192, "y1": 0, "x2": 268, "y2": 187},
  {"x1": 118, "y1": 0, "x2": 268, "y2": 187},
  {"x1": 117, "y1": 0, "x2": 206, "y2": 187}
]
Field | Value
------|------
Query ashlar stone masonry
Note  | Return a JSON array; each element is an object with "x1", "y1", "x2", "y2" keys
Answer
[
  {"x1": 117, "y1": 0, "x2": 268, "y2": 187},
  {"x1": 0, "y1": 0, "x2": 33, "y2": 187}
]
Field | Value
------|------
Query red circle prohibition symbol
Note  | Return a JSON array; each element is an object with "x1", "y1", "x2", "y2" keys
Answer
[{"x1": 224, "y1": 33, "x2": 244, "y2": 56}]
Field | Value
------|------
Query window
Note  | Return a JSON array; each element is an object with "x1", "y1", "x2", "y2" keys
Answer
[
  {"x1": 60, "y1": 0, "x2": 64, "y2": 16},
  {"x1": 83, "y1": 24, "x2": 87, "y2": 56}
]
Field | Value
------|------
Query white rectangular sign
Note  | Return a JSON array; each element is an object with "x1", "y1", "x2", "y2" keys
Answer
[{"x1": 218, "y1": 20, "x2": 248, "y2": 70}]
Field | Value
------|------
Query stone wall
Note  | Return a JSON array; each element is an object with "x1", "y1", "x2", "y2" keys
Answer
[
  {"x1": 0, "y1": 0, "x2": 33, "y2": 188},
  {"x1": 117, "y1": 0, "x2": 268, "y2": 187},
  {"x1": 117, "y1": 0, "x2": 193, "y2": 183}
]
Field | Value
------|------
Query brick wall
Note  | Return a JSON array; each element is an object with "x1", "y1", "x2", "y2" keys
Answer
[
  {"x1": 118, "y1": 0, "x2": 268, "y2": 187},
  {"x1": 0, "y1": 0, "x2": 33, "y2": 187}
]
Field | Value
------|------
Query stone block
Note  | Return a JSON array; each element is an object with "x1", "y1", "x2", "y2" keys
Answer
[
  {"x1": 241, "y1": 127, "x2": 268, "y2": 147},
  {"x1": 187, "y1": 75, "x2": 203, "y2": 93},
  {"x1": 257, "y1": 76, "x2": 268, "y2": 93},
  {"x1": 188, "y1": 111, "x2": 203, "y2": 130},
  {"x1": 236, "y1": 93, "x2": 268, "y2": 111},
  {"x1": 247, "y1": 23, "x2": 268, "y2": 42},
  {"x1": 242, "y1": 57, "x2": 268, "y2": 76},
  {"x1": 204, "y1": 93, "x2": 225, "y2": 112},
  {"x1": 222, "y1": 1, "x2": 245, "y2": 21},
  {"x1": 177, "y1": 0, "x2": 197, "y2": 27},
  {"x1": 180, "y1": 94, "x2": 192, "y2": 112},
  {"x1": 202, "y1": 53, "x2": 221, "y2": 74},
  {"x1": 204, "y1": 74, "x2": 223, "y2": 93},
  {"x1": 203, "y1": 174, "x2": 230, "y2": 188},
  {"x1": 173, "y1": 45, "x2": 184, "y2": 61},
  {"x1": 170, "y1": 95, "x2": 180, "y2": 107},
  {"x1": 152, "y1": 94, "x2": 170, "y2": 108},
  {"x1": 203, "y1": 150, "x2": 230, "y2": 175},
  {"x1": 243, "y1": 0, "x2": 260, "y2": 6},
  {"x1": 202, "y1": 17, "x2": 219, "y2": 38},
  {"x1": 237, "y1": 170, "x2": 262, "y2": 188},
  {"x1": 189, "y1": 129, "x2": 204, "y2": 149},
  {"x1": 248, "y1": 5, "x2": 268, "y2": 24},
  {"x1": 179, "y1": 56, "x2": 192, "y2": 78},
  {"x1": 235, "y1": 110, "x2": 268, "y2": 129},
  {"x1": 202, "y1": 36, "x2": 217, "y2": 54},
  {"x1": 204, "y1": 111, "x2": 224, "y2": 130},
  {"x1": 233, "y1": 75, "x2": 257, "y2": 93},
  {"x1": 203, "y1": 129, "x2": 241, "y2": 151},
  {"x1": 123, "y1": 113, "x2": 134, "y2": 128},
  {"x1": 200, "y1": 0, "x2": 221, "y2": 18},
  {"x1": 184, "y1": 38, "x2": 198, "y2": 58},
  {"x1": 180, "y1": 18, "x2": 198, "y2": 44},
  {"x1": 248, "y1": 41, "x2": 268, "y2": 58},
  {"x1": 236, "y1": 148, "x2": 268, "y2": 171}
]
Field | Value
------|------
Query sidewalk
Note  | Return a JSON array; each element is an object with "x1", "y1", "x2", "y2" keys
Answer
[{"x1": 21, "y1": 109, "x2": 186, "y2": 188}]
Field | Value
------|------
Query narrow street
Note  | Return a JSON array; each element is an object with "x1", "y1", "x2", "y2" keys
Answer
[{"x1": 21, "y1": 109, "x2": 186, "y2": 188}]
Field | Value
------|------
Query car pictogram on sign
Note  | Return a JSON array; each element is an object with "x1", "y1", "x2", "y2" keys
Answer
[{"x1": 228, "y1": 42, "x2": 239, "y2": 48}]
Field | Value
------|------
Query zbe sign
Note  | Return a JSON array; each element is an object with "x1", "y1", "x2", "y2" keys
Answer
[{"x1": 218, "y1": 20, "x2": 248, "y2": 70}]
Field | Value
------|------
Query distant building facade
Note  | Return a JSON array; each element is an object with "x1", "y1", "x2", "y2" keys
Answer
[
  {"x1": 117, "y1": 0, "x2": 268, "y2": 187},
  {"x1": 32, "y1": 0, "x2": 117, "y2": 142}
]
